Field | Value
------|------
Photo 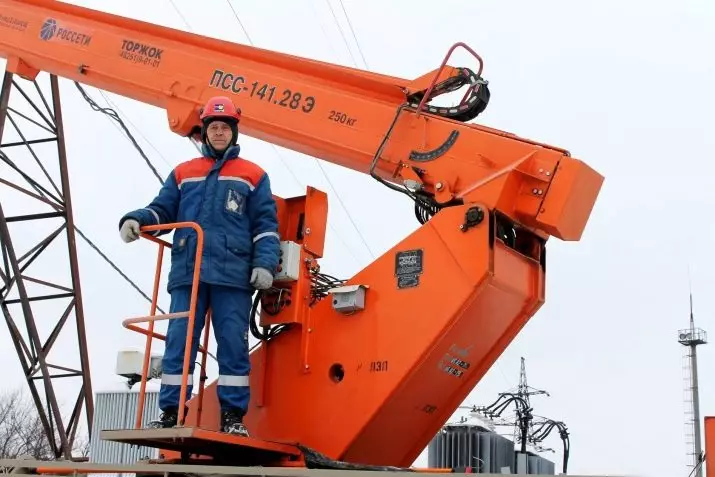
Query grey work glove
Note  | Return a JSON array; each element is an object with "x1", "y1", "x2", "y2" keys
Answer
[
  {"x1": 250, "y1": 267, "x2": 273, "y2": 290},
  {"x1": 120, "y1": 219, "x2": 141, "y2": 243}
]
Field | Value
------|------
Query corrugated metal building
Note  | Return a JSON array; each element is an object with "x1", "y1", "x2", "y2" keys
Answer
[
  {"x1": 427, "y1": 423, "x2": 555, "y2": 474},
  {"x1": 88, "y1": 389, "x2": 161, "y2": 475}
]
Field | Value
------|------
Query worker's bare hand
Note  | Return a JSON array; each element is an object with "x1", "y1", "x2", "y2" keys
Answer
[
  {"x1": 120, "y1": 219, "x2": 141, "y2": 243},
  {"x1": 250, "y1": 267, "x2": 273, "y2": 290}
]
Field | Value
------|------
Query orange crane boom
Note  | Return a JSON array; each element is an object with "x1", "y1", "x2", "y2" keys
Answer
[{"x1": 0, "y1": 0, "x2": 604, "y2": 469}]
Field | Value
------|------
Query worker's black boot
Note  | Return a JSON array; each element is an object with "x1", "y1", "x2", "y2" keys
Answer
[
  {"x1": 147, "y1": 407, "x2": 186, "y2": 429},
  {"x1": 221, "y1": 408, "x2": 249, "y2": 437}
]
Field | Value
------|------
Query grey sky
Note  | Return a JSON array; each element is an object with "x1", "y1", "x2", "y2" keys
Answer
[{"x1": 1, "y1": 0, "x2": 714, "y2": 476}]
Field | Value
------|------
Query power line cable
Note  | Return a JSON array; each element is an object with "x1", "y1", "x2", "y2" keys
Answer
[
  {"x1": 268, "y1": 146, "x2": 364, "y2": 266},
  {"x1": 324, "y1": 0, "x2": 359, "y2": 67},
  {"x1": 336, "y1": 0, "x2": 369, "y2": 70},
  {"x1": 73, "y1": 82, "x2": 164, "y2": 185},
  {"x1": 73, "y1": 226, "x2": 165, "y2": 314},
  {"x1": 686, "y1": 454, "x2": 705, "y2": 477},
  {"x1": 309, "y1": 0, "x2": 342, "y2": 63},
  {"x1": 72, "y1": 82, "x2": 169, "y2": 311},
  {"x1": 312, "y1": 1, "x2": 375, "y2": 257},
  {"x1": 224, "y1": 0, "x2": 253, "y2": 44},
  {"x1": 312, "y1": 159, "x2": 374, "y2": 257},
  {"x1": 168, "y1": 0, "x2": 193, "y2": 31},
  {"x1": 4, "y1": 80, "x2": 168, "y2": 311},
  {"x1": 221, "y1": 1, "x2": 375, "y2": 261},
  {"x1": 97, "y1": 90, "x2": 174, "y2": 171}
]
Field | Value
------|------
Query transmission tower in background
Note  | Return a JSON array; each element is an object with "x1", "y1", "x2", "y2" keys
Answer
[
  {"x1": 471, "y1": 357, "x2": 549, "y2": 450},
  {"x1": 510, "y1": 357, "x2": 549, "y2": 447},
  {"x1": 0, "y1": 71, "x2": 94, "y2": 459},
  {"x1": 678, "y1": 289, "x2": 706, "y2": 477}
]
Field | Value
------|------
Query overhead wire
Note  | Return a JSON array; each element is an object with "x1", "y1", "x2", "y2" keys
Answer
[
  {"x1": 73, "y1": 226, "x2": 165, "y2": 314},
  {"x1": 323, "y1": 0, "x2": 359, "y2": 69},
  {"x1": 71, "y1": 82, "x2": 168, "y2": 312},
  {"x1": 314, "y1": 1, "x2": 378, "y2": 255},
  {"x1": 311, "y1": 160, "x2": 375, "y2": 258},
  {"x1": 0, "y1": 90, "x2": 161, "y2": 313},
  {"x1": 220, "y1": 1, "x2": 375, "y2": 262},
  {"x1": 73, "y1": 82, "x2": 164, "y2": 184},
  {"x1": 308, "y1": 0, "x2": 342, "y2": 64},
  {"x1": 686, "y1": 454, "x2": 705, "y2": 477},
  {"x1": 224, "y1": 0, "x2": 253, "y2": 44},
  {"x1": 97, "y1": 90, "x2": 174, "y2": 172},
  {"x1": 264, "y1": 146, "x2": 364, "y2": 266},
  {"x1": 167, "y1": 0, "x2": 193, "y2": 31},
  {"x1": 336, "y1": 0, "x2": 369, "y2": 70}
]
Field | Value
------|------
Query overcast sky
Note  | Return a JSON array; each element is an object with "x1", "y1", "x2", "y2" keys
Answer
[{"x1": 1, "y1": 0, "x2": 714, "y2": 476}]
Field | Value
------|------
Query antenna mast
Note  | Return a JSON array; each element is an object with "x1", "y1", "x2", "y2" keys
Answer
[{"x1": 678, "y1": 285, "x2": 706, "y2": 477}]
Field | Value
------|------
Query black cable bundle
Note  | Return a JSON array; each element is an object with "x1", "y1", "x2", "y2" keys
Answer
[
  {"x1": 310, "y1": 269, "x2": 346, "y2": 305},
  {"x1": 248, "y1": 289, "x2": 289, "y2": 342},
  {"x1": 414, "y1": 192, "x2": 443, "y2": 225},
  {"x1": 247, "y1": 269, "x2": 346, "y2": 344}
]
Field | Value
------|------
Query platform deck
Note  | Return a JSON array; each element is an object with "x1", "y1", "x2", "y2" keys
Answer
[{"x1": 101, "y1": 427, "x2": 302, "y2": 465}]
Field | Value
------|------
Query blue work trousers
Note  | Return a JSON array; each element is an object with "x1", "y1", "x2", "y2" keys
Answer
[{"x1": 159, "y1": 282, "x2": 252, "y2": 413}]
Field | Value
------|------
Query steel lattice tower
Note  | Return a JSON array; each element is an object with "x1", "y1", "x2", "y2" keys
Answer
[{"x1": 0, "y1": 70, "x2": 94, "y2": 459}]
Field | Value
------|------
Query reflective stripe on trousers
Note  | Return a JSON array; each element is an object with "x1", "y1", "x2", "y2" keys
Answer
[
  {"x1": 159, "y1": 283, "x2": 252, "y2": 413},
  {"x1": 161, "y1": 373, "x2": 194, "y2": 386},
  {"x1": 218, "y1": 375, "x2": 249, "y2": 386}
]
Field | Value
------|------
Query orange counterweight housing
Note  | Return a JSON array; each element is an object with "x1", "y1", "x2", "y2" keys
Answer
[{"x1": 0, "y1": 0, "x2": 604, "y2": 468}]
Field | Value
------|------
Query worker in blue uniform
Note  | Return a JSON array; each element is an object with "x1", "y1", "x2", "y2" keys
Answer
[{"x1": 117, "y1": 96, "x2": 280, "y2": 437}]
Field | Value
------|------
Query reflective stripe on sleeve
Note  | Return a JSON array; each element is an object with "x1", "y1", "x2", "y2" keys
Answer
[
  {"x1": 144, "y1": 207, "x2": 161, "y2": 236},
  {"x1": 253, "y1": 231, "x2": 280, "y2": 243},
  {"x1": 145, "y1": 207, "x2": 160, "y2": 224}
]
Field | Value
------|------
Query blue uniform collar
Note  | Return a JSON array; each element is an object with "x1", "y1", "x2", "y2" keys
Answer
[{"x1": 201, "y1": 143, "x2": 241, "y2": 161}]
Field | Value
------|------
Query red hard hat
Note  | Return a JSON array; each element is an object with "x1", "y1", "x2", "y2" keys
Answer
[{"x1": 200, "y1": 96, "x2": 241, "y2": 122}]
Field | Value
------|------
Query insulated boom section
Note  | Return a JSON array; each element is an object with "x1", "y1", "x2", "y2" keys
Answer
[{"x1": 0, "y1": 0, "x2": 602, "y2": 243}]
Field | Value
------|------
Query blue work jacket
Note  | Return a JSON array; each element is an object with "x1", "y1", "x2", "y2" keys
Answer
[{"x1": 119, "y1": 145, "x2": 280, "y2": 292}]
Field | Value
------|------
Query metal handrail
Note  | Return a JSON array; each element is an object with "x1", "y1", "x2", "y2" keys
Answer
[{"x1": 121, "y1": 221, "x2": 210, "y2": 428}]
